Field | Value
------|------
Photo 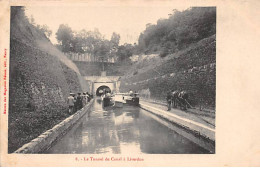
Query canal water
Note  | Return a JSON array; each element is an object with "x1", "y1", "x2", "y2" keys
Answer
[{"x1": 45, "y1": 98, "x2": 209, "y2": 154}]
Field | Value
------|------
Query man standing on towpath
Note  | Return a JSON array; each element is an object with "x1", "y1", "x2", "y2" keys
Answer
[
  {"x1": 82, "y1": 92, "x2": 87, "y2": 106},
  {"x1": 76, "y1": 93, "x2": 83, "y2": 111},
  {"x1": 67, "y1": 93, "x2": 75, "y2": 114},
  {"x1": 166, "y1": 91, "x2": 172, "y2": 111}
]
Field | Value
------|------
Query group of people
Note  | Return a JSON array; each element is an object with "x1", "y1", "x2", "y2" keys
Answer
[
  {"x1": 67, "y1": 92, "x2": 92, "y2": 114},
  {"x1": 166, "y1": 90, "x2": 191, "y2": 111},
  {"x1": 129, "y1": 89, "x2": 138, "y2": 97},
  {"x1": 100, "y1": 89, "x2": 112, "y2": 99}
]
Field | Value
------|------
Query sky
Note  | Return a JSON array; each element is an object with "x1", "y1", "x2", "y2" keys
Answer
[{"x1": 25, "y1": 3, "x2": 189, "y2": 45}]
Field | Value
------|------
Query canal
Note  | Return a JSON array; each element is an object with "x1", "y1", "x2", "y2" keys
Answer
[{"x1": 45, "y1": 98, "x2": 210, "y2": 154}]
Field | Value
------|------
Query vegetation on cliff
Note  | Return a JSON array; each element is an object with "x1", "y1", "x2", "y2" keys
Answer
[
  {"x1": 137, "y1": 7, "x2": 216, "y2": 57},
  {"x1": 120, "y1": 8, "x2": 216, "y2": 110},
  {"x1": 8, "y1": 7, "x2": 86, "y2": 152}
]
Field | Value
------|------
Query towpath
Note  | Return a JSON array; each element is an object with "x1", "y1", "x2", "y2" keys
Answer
[{"x1": 139, "y1": 100, "x2": 215, "y2": 141}]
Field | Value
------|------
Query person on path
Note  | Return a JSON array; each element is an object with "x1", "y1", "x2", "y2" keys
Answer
[
  {"x1": 76, "y1": 93, "x2": 83, "y2": 110},
  {"x1": 73, "y1": 93, "x2": 77, "y2": 112},
  {"x1": 67, "y1": 93, "x2": 75, "y2": 114},
  {"x1": 82, "y1": 92, "x2": 87, "y2": 106},
  {"x1": 86, "y1": 92, "x2": 91, "y2": 102},
  {"x1": 178, "y1": 90, "x2": 189, "y2": 110},
  {"x1": 129, "y1": 89, "x2": 134, "y2": 97},
  {"x1": 171, "y1": 90, "x2": 180, "y2": 108},
  {"x1": 166, "y1": 91, "x2": 172, "y2": 111}
]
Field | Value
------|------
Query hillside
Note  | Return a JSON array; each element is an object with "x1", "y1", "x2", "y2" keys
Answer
[
  {"x1": 137, "y1": 7, "x2": 216, "y2": 56},
  {"x1": 120, "y1": 35, "x2": 216, "y2": 109},
  {"x1": 8, "y1": 7, "x2": 88, "y2": 152},
  {"x1": 119, "y1": 7, "x2": 216, "y2": 109}
]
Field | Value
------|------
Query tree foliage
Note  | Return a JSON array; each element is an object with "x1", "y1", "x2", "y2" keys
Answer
[
  {"x1": 36, "y1": 24, "x2": 52, "y2": 38},
  {"x1": 56, "y1": 24, "x2": 73, "y2": 52},
  {"x1": 110, "y1": 32, "x2": 120, "y2": 47},
  {"x1": 116, "y1": 44, "x2": 133, "y2": 61},
  {"x1": 137, "y1": 7, "x2": 216, "y2": 56},
  {"x1": 55, "y1": 25, "x2": 123, "y2": 62}
]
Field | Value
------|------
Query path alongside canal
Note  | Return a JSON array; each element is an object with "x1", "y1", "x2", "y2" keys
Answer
[
  {"x1": 139, "y1": 100, "x2": 215, "y2": 141},
  {"x1": 140, "y1": 100, "x2": 215, "y2": 128}
]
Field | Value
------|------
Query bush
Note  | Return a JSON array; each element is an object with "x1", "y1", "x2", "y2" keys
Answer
[
  {"x1": 133, "y1": 70, "x2": 138, "y2": 75},
  {"x1": 159, "y1": 48, "x2": 169, "y2": 58}
]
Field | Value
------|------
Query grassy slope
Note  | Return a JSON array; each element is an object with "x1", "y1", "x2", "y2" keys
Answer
[
  {"x1": 8, "y1": 10, "x2": 86, "y2": 152},
  {"x1": 120, "y1": 35, "x2": 216, "y2": 109}
]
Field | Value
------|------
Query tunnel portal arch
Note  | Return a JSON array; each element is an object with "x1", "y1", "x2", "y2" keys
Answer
[
  {"x1": 93, "y1": 82, "x2": 115, "y2": 96},
  {"x1": 85, "y1": 75, "x2": 120, "y2": 96},
  {"x1": 96, "y1": 85, "x2": 111, "y2": 96}
]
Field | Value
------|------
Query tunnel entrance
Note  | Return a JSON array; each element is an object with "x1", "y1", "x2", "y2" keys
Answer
[{"x1": 96, "y1": 85, "x2": 111, "y2": 96}]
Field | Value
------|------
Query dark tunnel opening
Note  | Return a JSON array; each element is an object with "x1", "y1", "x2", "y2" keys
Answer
[{"x1": 96, "y1": 85, "x2": 111, "y2": 96}]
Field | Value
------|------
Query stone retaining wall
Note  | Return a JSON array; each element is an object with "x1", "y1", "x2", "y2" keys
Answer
[{"x1": 14, "y1": 100, "x2": 94, "y2": 154}]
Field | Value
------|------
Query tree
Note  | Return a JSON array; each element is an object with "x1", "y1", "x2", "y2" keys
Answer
[
  {"x1": 37, "y1": 24, "x2": 52, "y2": 39},
  {"x1": 56, "y1": 24, "x2": 73, "y2": 52},
  {"x1": 77, "y1": 28, "x2": 105, "y2": 61},
  {"x1": 93, "y1": 40, "x2": 110, "y2": 71},
  {"x1": 116, "y1": 44, "x2": 133, "y2": 61},
  {"x1": 137, "y1": 7, "x2": 216, "y2": 55},
  {"x1": 110, "y1": 32, "x2": 120, "y2": 47},
  {"x1": 55, "y1": 26, "x2": 123, "y2": 66}
]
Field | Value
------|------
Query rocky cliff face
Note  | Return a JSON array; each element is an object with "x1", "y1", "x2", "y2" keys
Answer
[{"x1": 8, "y1": 7, "x2": 88, "y2": 152}]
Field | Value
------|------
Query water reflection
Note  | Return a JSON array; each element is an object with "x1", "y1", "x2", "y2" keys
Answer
[{"x1": 45, "y1": 98, "x2": 209, "y2": 154}]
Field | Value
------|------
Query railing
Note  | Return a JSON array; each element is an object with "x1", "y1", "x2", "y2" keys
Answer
[{"x1": 64, "y1": 52, "x2": 116, "y2": 63}]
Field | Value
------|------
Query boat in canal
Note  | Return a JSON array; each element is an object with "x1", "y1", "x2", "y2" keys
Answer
[
  {"x1": 101, "y1": 92, "x2": 140, "y2": 108},
  {"x1": 113, "y1": 93, "x2": 139, "y2": 107},
  {"x1": 101, "y1": 94, "x2": 114, "y2": 107}
]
